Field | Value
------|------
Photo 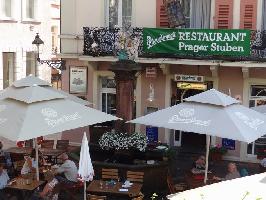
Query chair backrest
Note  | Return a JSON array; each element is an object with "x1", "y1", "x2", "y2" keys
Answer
[
  {"x1": 41, "y1": 140, "x2": 54, "y2": 149},
  {"x1": 24, "y1": 139, "x2": 33, "y2": 147},
  {"x1": 126, "y1": 171, "x2": 144, "y2": 183},
  {"x1": 167, "y1": 173, "x2": 176, "y2": 194},
  {"x1": 56, "y1": 140, "x2": 69, "y2": 150},
  {"x1": 87, "y1": 194, "x2": 107, "y2": 200},
  {"x1": 101, "y1": 168, "x2": 119, "y2": 180}
]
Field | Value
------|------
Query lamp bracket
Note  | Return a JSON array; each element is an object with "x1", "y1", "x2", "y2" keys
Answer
[{"x1": 37, "y1": 59, "x2": 66, "y2": 70}]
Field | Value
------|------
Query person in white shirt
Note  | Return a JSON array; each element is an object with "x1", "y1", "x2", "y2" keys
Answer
[
  {"x1": 21, "y1": 149, "x2": 46, "y2": 176},
  {"x1": 0, "y1": 163, "x2": 10, "y2": 200},
  {"x1": 54, "y1": 153, "x2": 78, "y2": 186},
  {"x1": 39, "y1": 153, "x2": 78, "y2": 199}
]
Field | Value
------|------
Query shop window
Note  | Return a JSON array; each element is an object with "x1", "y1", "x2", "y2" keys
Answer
[
  {"x1": 101, "y1": 77, "x2": 116, "y2": 115},
  {"x1": 26, "y1": 52, "x2": 36, "y2": 76},
  {"x1": 1, "y1": 0, "x2": 12, "y2": 17},
  {"x1": 107, "y1": 0, "x2": 132, "y2": 28},
  {"x1": 26, "y1": 0, "x2": 35, "y2": 18},
  {"x1": 248, "y1": 85, "x2": 266, "y2": 155},
  {"x1": 2, "y1": 52, "x2": 15, "y2": 89}
]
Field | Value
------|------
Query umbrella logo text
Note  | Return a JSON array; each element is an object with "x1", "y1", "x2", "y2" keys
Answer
[
  {"x1": 41, "y1": 108, "x2": 81, "y2": 128},
  {"x1": 234, "y1": 112, "x2": 264, "y2": 130},
  {"x1": 168, "y1": 108, "x2": 211, "y2": 126}
]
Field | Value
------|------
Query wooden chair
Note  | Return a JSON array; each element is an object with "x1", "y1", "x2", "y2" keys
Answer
[
  {"x1": 41, "y1": 140, "x2": 54, "y2": 149},
  {"x1": 101, "y1": 168, "x2": 119, "y2": 180},
  {"x1": 87, "y1": 194, "x2": 107, "y2": 200},
  {"x1": 167, "y1": 173, "x2": 188, "y2": 194},
  {"x1": 56, "y1": 140, "x2": 69, "y2": 150},
  {"x1": 126, "y1": 171, "x2": 144, "y2": 183},
  {"x1": 131, "y1": 192, "x2": 144, "y2": 200}
]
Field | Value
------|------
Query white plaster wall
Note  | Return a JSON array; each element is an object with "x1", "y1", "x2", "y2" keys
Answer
[
  {"x1": 61, "y1": 0, "x2": 157, "y2": 54},
  {"x1": 134, "y1": 0, "x2": 156, "y2": 27},
  {"x1": 0, "y1": 0, "x2": 56, "y2": 148}
]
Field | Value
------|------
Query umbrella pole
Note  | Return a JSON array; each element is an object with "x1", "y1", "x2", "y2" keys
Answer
[
  {"x1": 204, "y1": 135, "x2": 210, "y2": 184},
  {"x1": 35, "y1": 138, "x2": 40, "y2": 181},
  {"x1": 84, "y1": 181, "x2": 86, "y2": 200}
]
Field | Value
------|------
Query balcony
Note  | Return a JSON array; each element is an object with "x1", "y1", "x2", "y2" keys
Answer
[{"x1": 83, "y1": 27, "x2": 266, "y2": 62}]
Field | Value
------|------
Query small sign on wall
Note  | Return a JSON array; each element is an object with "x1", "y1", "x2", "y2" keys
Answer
[
  {"x1": 175, "y1": 74, "x2": 204, "y2": 82},
  {"x1": 222, "y1": 138, "x2": 235, "y2": 150},
  {"x1": 69, "y1": 66, "x2": 87, "y2": 94},
  {"x1": 146, "y1": 67, "x2": 157, "y2": 78}
]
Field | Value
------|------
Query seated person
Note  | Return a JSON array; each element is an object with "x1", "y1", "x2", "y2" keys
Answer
[
  {"x1": 36, "y1": 153, "x2": 78, "y2": 199},
  {"x1": 21, "y1": 149, "x2": 46, "y2": 176},
  {"x1": 213, "y1": 162, "x2": 241, "y2": 181},
  {"x1": 0, "y1": 141, "x2": 13, "y2": 176},
  {"x1": 193, "y1": 155, "x2": 206, "y2": 170},
  {"x1": 0, "y1": 163, "x2": 10, "y2": 200}
]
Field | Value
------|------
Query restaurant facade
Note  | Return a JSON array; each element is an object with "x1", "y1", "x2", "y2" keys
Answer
[{"x1": 59, "y1": 0, "x2": 266, "y2": 162}]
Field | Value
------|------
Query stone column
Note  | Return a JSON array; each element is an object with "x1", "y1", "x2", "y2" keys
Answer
[{"x1": 110, "y1": 60, "x2": 141, "y2": 133}]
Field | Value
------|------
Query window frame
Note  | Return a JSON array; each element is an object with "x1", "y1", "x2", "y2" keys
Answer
[
  {"x1": 247, "y1": 85, "x2": 266, "y2": 156},
  {"x1": 0, "y1": 0, "x2": 17, "y2": 20},
  {"x1": 105, "y1": 0, "x2": 132, "y2": 28},
  {"x1": 22, "y1": 0, "x2": 40, "y2": 22}
]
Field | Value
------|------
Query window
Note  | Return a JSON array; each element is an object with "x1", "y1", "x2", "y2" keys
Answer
[
  {"x1": 179, "y1": 0, "x2": 190, "y2": 28},
  {"x1": 107, "y1": 0, "x2": 132, "y2": 28},
  {"x1": 2, "y1": 52, "x2": 15, "y2": 89},
  {"x1": 248, "y1": 85, "x2": 266, "y2": 155},
  {"x1": 1, "y1": 0, "x2": 12, "y2": 17},
  {"x1": 26, "y1": 52, "x2": 36, "y2": 76},
  {"x1": 26, "y1": 0, "x2": 35, "y2": 19},
  {"x1": 101, "y1": 77, "x2": 116, "y2": 115},
  {"x1": 51, "y1": 26, "x2": 59, "y2": 54}
]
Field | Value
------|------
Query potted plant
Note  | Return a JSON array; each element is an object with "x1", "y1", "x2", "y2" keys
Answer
[
  {"x1": 209, "y1": 144, "x2": 227, "y2": 161},
  {"x1": 98, "y1": 131, "x2": 147, "y2": 152}
]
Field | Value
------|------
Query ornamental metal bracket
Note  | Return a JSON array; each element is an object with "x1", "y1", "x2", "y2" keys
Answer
[{"x1": 37, "y1": 58, "x2": 66, "y2": 70}]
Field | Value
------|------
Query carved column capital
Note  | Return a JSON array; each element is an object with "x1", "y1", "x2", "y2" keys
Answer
[
  {"x1": 242, "y1": 67, "x2": 249, "y2": 79},
  {"x1": 210, "y1": 65, "x2": 218, "y2": 77},
  {"x1": 159, "y1": 64, "x2": 170, "y2": 75}
]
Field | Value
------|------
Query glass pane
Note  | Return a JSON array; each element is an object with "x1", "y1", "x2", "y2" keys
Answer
[
  {"x1": 179, "y1": 0, "x2": 190, "y2": 28},
  {"x1": 26, "y1": 0, "x2": 34, "y2": 18},
  {"x1": 249, "y1": 100, "x2": 255, "y2": 108},
  {"x1": 109, "y1": 0, "x2": 119, "y2": 27},
  {"x1": 102, "y1": 77, "x2": 116, "y2": 88},
  {"x1": 5, "y1": 0, "x2": 12, "y2": 17},
  {"x1": 107, "y1": 93, "x2": 116, "y2": 115},
  {"x1": 247, "y1": 143, "x2": 253, "y2": 154},
  {"x1": 102, "y1": 93, "x2": 107, "y2": 113},
  {"x1": 122, "y1": 0, "x2": 132, "y2": 27},
  {"x1": 174, "y1": 130, "x2": 180, "y2": 141},
  {"x1": 251, "y1": 85, "x2": 266, "y2": 97}
]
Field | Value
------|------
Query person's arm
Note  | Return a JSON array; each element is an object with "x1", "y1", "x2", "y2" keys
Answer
[{"x1": 55, "y1": 162, "x2": 70, "y2": 174}]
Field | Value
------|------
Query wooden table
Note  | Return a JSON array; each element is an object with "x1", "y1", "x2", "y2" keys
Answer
[
  {"x1": 6, "y1": 178, "x2": 45, "y2": 199},
  {"x1": 87, "y1": 180, "x2": 142, "y2": 198}
]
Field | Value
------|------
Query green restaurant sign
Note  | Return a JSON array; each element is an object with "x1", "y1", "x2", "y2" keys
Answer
[{"x1": 143, "y1": 28, "x2": 251, "y2": 57}]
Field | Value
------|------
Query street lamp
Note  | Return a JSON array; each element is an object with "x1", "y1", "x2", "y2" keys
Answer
[{"x1": 32, "y1": 33, "x2": 66, "y2": 70}]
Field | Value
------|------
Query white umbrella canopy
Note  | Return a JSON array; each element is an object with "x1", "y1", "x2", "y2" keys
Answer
[
  {"x1": 78, "y1": 132, "x2": 94, "y2": 200},
  {"x1": 0, "y1": 98, "x2": 119, "y2": 141},
  {"x1": 0, "y1": 75, "x2": 119, "y2": 181},
  {"x1": 167, "y1": 172, "x2": 266, "y2": 200},
  {"x1": 129, "y1": 89, "x2": 266, "y2": 183},
  {"x1": 252, "y1": 104, "x2": 266, "y2": 115}
]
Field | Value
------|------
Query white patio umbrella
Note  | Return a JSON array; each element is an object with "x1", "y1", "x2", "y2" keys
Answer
[
  {"x1": 129, "y1": 89, "x2": 266, "y2": 183},
  {"x1": 167, "y1": 172, "x2": 266, "y2": 200},
  {"x1": 0, "y1": 76, "x2": 119, "y2": 180},
  {"x1": 78, "y1": 132, "x2": 94, "y2": 200}
]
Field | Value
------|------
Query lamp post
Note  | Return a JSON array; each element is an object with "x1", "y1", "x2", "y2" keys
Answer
[{"x1": 32, "y1": 33, "x2": 66, "y2": 74}]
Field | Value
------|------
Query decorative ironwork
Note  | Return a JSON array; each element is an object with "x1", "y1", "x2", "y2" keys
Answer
[
  {"x1": 83, "y1": 27, "x2": 266, "y2": 62},
  {"x1": 37, "y1": 58, "x2": 66, "y2": 70}
]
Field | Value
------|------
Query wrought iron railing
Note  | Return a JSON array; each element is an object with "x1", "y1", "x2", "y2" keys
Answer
[{"x1": 83, "y1": 27, "x2": 266, "y2": 62}]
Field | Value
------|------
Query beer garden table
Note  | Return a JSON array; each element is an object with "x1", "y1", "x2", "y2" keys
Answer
[
  {"x1": 87, "y1": 180, "x2": 142, "y2": 199},
  {"x1": 6, "y1": 177, "x2": 45, "y2": 199}
]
